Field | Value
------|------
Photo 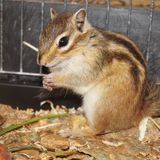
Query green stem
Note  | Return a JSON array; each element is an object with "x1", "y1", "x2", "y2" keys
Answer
[
  {"x1": 9, "y1": 145, "x2": 43, "y2": 152},
  {"x1": 0, "y1": 113, "x2": 69, "y2": 136}
]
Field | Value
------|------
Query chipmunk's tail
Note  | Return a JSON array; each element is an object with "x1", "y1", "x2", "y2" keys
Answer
[{"x1": 142, "y1": 82, "x2": 160, "y2": 117}]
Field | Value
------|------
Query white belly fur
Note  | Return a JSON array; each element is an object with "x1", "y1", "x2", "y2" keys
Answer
[{"x1": 82, "y1": 86, "x2": 101, "y2": 127}]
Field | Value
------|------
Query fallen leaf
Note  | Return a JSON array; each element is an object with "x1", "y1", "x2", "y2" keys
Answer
[{"x1": 0, "y1": 144, "x2": 12, "y2": 160}]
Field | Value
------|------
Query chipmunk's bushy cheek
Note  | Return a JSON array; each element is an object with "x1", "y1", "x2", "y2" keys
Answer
[{"x1": 64, "y1": 54, "x2": 87, "y2": 73}]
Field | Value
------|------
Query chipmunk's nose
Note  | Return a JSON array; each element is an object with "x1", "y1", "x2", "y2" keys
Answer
[{"x1": 37, "y1": 54, "x2": 47, "y2": 66}]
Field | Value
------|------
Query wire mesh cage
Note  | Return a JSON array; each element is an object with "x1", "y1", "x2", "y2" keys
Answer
[{"x1": 0, "y1": 0, "x2": 160, "y2": 108}]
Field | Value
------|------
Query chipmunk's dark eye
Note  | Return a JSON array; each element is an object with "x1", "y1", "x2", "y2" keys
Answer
[{"x1": 58, "y1": 36, "x2": 69, "y2": 48}]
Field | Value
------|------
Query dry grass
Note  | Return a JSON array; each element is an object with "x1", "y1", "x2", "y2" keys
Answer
[{"x1": 0, "y1": 104, "x2": 159, "y2": 160}]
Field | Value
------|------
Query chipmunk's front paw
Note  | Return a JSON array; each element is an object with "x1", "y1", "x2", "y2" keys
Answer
[{"x1": 43, "y1": 74, "x2": 57, "y2": 91}]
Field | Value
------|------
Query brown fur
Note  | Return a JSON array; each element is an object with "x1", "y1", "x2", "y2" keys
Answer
[{"x1": 38, "y1": 9, "x2": 160, "y2": 133}]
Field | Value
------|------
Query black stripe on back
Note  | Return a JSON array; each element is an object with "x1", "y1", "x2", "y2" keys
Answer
[
  {"x1": 99, "y1": 30, "x2": 146, "y2": 68},
  {"x1": 99, "y1": 50, "x2": 141, "y2": 90},
  {"x1": 114, "y1": 53, "x2": 141, "y2": 90}
]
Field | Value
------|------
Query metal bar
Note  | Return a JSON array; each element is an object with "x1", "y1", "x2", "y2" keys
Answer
[
  {"x1": 146, "y1": 0, "x2": 155, "y2": 62},
  {"x1": 0, "y1": 70, "x2": 44, "y2": 76},
  {"x1": 39, "y1": 0, "x2": 44, "y2": 74},
  {"x1": 64, "y1": 0, "x2": 67, "y2": 11},
  {"x1": 23, "y1": 41, "x2": 38, "y2": 52},
  {"x1": 127, "y1": 0, "x2": 132, "y2": 36},
  {"x1": 0, "y1": 0, "x2": 3, "y2": 71},
  {"x1": 105, "y1": 0, "x2": 111, "y2": 29},
  {"x1": 85, "y1": 0, "x2": 88, "y2": 10},
  {"x1": 20, "y1": 0, "x2": 24, "y2": 72},
  {"x1": 40, "y1": 0, "x2": 44, "y2": 37}
]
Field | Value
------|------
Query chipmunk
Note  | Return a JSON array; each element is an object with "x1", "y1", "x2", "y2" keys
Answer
[{"x1": 37, "y1": 8, "x2": 160, "y2": 133}]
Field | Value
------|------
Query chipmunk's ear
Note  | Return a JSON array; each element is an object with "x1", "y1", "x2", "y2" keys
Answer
[
  {"x1": 50, "y1": 8, "x2": 57, "y2": 20},
  {"x1": 73, "y1": 8, "x2": 90, "y2": 32}
]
